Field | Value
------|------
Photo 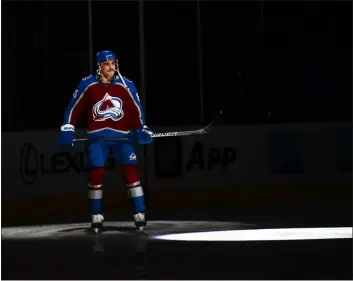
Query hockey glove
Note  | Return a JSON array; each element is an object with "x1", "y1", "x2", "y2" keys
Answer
[
  {"x1": 59, "y1": 124, "x2": 75, "y2": 148},
  {"x1": 137, "y1": 125, "x2": 153, "y2": 145}
]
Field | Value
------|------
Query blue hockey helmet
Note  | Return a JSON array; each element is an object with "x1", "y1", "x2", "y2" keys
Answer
[
  {"x1": 96, "y1": 50, "x2": 118, "y2": 75},
  {"x1": 96, "y1": 50, "x2": 117, "y2": 64}
]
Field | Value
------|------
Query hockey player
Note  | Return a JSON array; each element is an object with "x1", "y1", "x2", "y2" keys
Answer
[{"x1": 59, "y1": 50, "x2": 153, "y2": 232}]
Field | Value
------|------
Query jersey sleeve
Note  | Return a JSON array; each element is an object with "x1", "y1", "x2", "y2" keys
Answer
[
  {"x1": 62, "y1": 77, "x2": 91, "y2": 126},
  {"x1": 122, "y1": 87, "x2": 144, "y2": 130},
  {"x1": 125, "y1": 79, "x2": 146, "y2": 125}
]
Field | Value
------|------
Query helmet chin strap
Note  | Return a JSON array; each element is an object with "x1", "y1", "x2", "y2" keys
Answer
[
  {"x1": 116, "y1": 70, "x2": 127, "y2": 88},
  {"x1": 114, "y1": 60, "x2": 128, "y2": 88}
]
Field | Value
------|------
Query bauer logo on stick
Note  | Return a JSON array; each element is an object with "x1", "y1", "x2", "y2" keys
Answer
[
  {"x1": 92, "y1": 93, "x2": 124, "y2": 122},
  {"x1": 153, "y1": 132, "x2": 178, "y2": 137}
]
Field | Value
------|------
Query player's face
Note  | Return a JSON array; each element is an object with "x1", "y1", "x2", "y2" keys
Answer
[{"x1": 100, "y1": 60, "x2": 116, "y2": 79}]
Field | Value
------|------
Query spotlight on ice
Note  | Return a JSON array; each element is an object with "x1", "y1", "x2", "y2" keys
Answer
[{"x1": 152, "y1": 227, "x2": 353, "y2": 242}]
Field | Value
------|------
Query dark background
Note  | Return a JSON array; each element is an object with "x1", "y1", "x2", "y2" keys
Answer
[
  {"x1": 1, "y1": 3, "x2": 352, "y2": 279},
  {"x1": 2, "y1": 1, "x2": 352, "y2": 132}
]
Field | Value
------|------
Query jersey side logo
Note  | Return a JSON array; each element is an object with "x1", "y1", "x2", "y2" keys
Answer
[{"x1": 92, "y1": 93, "x2": 124, "y2": 122}]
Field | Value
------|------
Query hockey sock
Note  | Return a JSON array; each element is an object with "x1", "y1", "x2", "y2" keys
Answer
[
  {"x1": 88, "y1": 167, "x2": 105, "y2": 215},
  {"x1": 120, "y1": 165, "x2": 146, "y2": 214}
]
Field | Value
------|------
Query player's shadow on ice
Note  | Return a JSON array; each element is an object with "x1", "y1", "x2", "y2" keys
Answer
[{"x1": 58, "y1": 225, "x2": 138, "y2": 235}]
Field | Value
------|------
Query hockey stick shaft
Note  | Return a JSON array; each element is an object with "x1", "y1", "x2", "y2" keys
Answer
[
  {"x1": 73, "y1": 110, "x2": 223, "y2": 143},
  {"x1": 73, "y1": 128, "x2": 205, "y2": 142}
]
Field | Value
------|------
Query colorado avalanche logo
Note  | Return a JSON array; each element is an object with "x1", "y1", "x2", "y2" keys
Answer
[{"x1": 92, "y1": 93, "x2": 124, "y2": 121}]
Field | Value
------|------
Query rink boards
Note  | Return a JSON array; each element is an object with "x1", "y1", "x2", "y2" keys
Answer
[{"x1": 2, "y1": 122, "x2": 351, "y2": 222}]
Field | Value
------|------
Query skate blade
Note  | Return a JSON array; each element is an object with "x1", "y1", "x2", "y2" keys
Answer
[
  {"x1": 91, "y1": 228, "x2": 101, "y2": 235},
  {"x1": 136, "y1": 226, "x2": 144, "y2": 232}
]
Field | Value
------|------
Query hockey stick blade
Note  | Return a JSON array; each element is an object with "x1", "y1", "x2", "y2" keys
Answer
[
  {"x1": 152, "y1": 110, "x2": 222, "y2": 138},
  {"x1": 73, "y1": 110, "x2": 223, "y2": 143},
  {"x1": 201, "y1": 110, "x2": 223, "y2": 134}
]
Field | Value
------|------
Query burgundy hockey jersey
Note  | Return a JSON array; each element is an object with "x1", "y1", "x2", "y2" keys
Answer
[{"x1": 62, "y1": 75, "x2": 144, "y2": 137}]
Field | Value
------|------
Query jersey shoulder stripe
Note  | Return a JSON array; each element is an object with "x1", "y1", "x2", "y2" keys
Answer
[
  {"x1": 122, "y1": 76, "x2": 133, "y2": 83},
  {"x1": 79, "y1": 74, "x2": 98, "y2": 89}
]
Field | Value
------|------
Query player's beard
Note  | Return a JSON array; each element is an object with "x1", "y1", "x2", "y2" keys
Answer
[{"x1": 102, "y1": 69, "x2": 115, "y2": 82}]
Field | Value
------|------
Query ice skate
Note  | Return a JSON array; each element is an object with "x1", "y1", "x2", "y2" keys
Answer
[
  {"x1": 91, "y1": 214, "x2": 104, "y2": 234},
  {"x1": 133, "y1": 213, "x2": 146, "y2": 231}
]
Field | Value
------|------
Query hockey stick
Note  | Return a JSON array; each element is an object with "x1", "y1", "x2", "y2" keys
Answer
[{"x1": 73, "y1": 110, "x2": 223, "y2": 143}]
